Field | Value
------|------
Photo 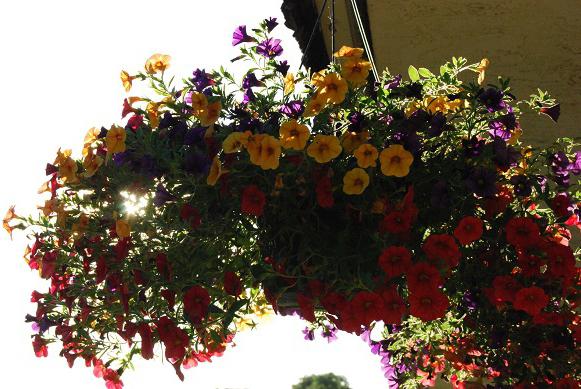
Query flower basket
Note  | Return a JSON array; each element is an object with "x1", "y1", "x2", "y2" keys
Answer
[{"x1": 5, "y1": 18, "x2": 580, "y2": 389}]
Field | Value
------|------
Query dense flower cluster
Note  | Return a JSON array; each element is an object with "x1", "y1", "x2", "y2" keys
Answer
[{"x1": 5, "y1": 17, "x2": 580, "y2": 388}]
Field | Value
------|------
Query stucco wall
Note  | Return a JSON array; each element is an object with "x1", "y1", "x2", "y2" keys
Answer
[{"x1": 315, "y1": 0, "x2": 581, "y2": 146}]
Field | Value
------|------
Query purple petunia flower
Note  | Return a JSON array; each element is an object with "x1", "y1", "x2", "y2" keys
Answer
[
  {"x1": 274, "y1": 60, "x2": 290, "y2": 76},
  {"x1": 302, "y1": 327, "x2": 315, "y2": 341},
  {"x1": 430, "y1": 180, "x2": 451, "y2": 210},
  {"x1": 385, "y1": 74, "x2": 402, "y2": 90},
  {"x1": 232, "y1": 25, "x2": 254, "y2": 46},
  {"x1": 242, "y1": 72, "x2": 263, "y2": 89},
  {"x1": 568, "y1": 151, "x2": 581, "y2": 175},
  {"x1": 391, "y1": 130, "x2": 422, "y2": 157},
  {"x1": 540, "y1": 104, "x2": 560, "y2": 122},
  {"x1": 256, "y1": 38, "x2": 283, "y2": 58},
  {"x1": 280, "y1": 100, "x2": 304, "y2": 118},
  {"x1": 491, "y1": 137, "x2": 519, "y2": 170},
  {"x1": 488, "y1": 120, "x2": 511, "y2": 140},
  {"x1": 478, "y1": 87, "x2": 505, "y2": 112},
  {"x1": 462, "y1": 136, "x2": 485, "y2": 158},
  {"x1": 183, "y1": 150, "x2": 211, "y2": 175},
  {"x1": 153, "y1": 184, "x2": 176, "y2": 207},
  {"x1": 348, "y1": 111, "x2": 366, "y2": 132},
  {"x1": 510, "y1": 174, "x2": 532, "y2": 197},
  {"x1": 465, "y1": 166, "x2": 497, "y2": 198},
  {"x1": 263, "y1": 17, "x2": 278, "y2": 32},
  {"x1": 321, "y1": 324, "x2": 338, "y2": 343},
  {"x1": 191, "y1": 69, "x2": 215, "y2": 92},
  {"x1": 427, "y1": 112, "x2": 446, "y2": 138},
  {"x1": 183, "y1": 126, "x2": 206, "y2": 146}
]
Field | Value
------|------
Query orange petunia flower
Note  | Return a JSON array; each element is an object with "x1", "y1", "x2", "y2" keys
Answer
[
  {"x1": 116, "y1": 219, "x2": 131, "y2": 239},
  {"x1": 380, "y1": 144, "x2": 414, "y2": 177},
  {"x1": 341, "y1": 58, "x2": 372, "y2": 86},
  {"x1": 198, "y1": 100, "x2": 221, "y2": 127},
  {"x1": 106, "y1": 126, "x2": 126, "y2": 155},
  {"x1": 343, "y1": 168, "x2": 370, "y2": 195},
  {"x1": 317, "y1": 73, "x2": 348, "y2": 105},
  {"x1": 223, "y1": 131, "x2": 251, "y2": 154},
  {"x1": 207, "y1": 156, "x2": 227, "y2": 186},
  {"x1": 120, "y1": 70, "x2": 136, "y2": 92},
  {"x1": 307, "y1": 135, "x2": 342, "y2": 163},
  {"x1": 279, "y1": 119, "x2": 310, "y2": 150},
  {"x1": 189, "y1": 92, "x2": 208, "y2": 114},
  {"x1": 3, "y1": 206, "x2": 17, "y2": 238},
  {"x1": 59, "y1": 156, "x2": 79, "y2": 184},
  {"x1": 82, "y1": 152, "x2": 104, "y2": 178},
  {"x1": 144, "y1": 53, "x2": 171, "y2": 74},
  {"x1": 353, "y1": 143, "x2": 378, "y2": 168},
  {"x1": 333, "y1": 46, "x2": 364, "y2": 59},
  {"x1": 303, "y1": 93, "x2": 327, "y2": 117}
]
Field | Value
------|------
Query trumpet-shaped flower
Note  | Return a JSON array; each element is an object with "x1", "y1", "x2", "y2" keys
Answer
[
  {"x1": 341, "y1": 58, "x2": 372, "y2": 86},
  {"x1": 279, "y1": 119, "x2": 310, "y2": 150},
  {"x1": 106, "y1": 126, "x2": 126, "y2": 155},
  {"x1": 198, "y1": 100, "x2": 221, "y2": 127},
  {"x1": 333, "y1": 46, "x2": 364, "y2": 59},
  {"x1": 353, "y1": 143, "x2": 378, "y2": 168},
  {"x1": 256, "y1": 135, "x2": 282, "y2": 170},
  {"x1": 144, "y1": 53, "x2": 171, "y2": 74},
  {"x1": 115, "y1": 219, "x2": 130, "y2": 239},
  {"x1": 223, "y1": 131, "x2": 251, "y2": 153},
  {"x1": 342, "y1": 168, "x2": 370, "y2": 195},
  {"x1": 189, "y1": 91, "x2": 208, "y2": 113},
  {"x1": 207, "y1": 156, "x2": 226, "y2": 186},
  {"x1": 303, "y1": 94, "x2": 327, "y2": 117},
  {"x1": 380, "y1": 145, "x2": 414, "y2": 177},
  {"x1": 3, "y1": 206, "x2": 17, "y2": 238},
  {"x1": 341, "y1": 130, "x2": 370, "y2": 154},
  {"x1": 82, "y1": 152, "x2": 104, "y2": 178},
  {"x1": 58, "y1": 157, "x2": 79, "y2": 184},
  {"x1": 317, "y1": 73, "x2": 348, "y2": 105},
  {"x1": 120, "y1": 70, "x2": 135, "y2": 92},
  {"x1": 307, "y1": 135, "x2": 342, "y2": 163}
]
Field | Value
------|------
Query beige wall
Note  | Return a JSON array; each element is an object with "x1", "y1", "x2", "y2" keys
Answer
[{"x1": 316, "y1": 0, "x2": 581, "y2": 146}]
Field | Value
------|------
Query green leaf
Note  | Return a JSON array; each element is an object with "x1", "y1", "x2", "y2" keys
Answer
[
  {"x1": 408, "y1": 65, "x2": 419, "y2": 82},
  {"x1": 230, "y1": 55, "x2": 245, "y2": 63},
  {"x1": 418, "y1": 67, "x2": 433, "y2": 78},
  {"x1": 440, "y1": 65, "x2": 447, "y2": 76}
]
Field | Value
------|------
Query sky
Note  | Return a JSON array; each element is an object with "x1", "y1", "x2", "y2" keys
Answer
[{"x1": 0, "y1": 1, "x2": 389, "y2": 388}]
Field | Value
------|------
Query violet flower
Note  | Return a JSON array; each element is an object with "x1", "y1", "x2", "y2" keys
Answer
[
  {"x1": 242, "y1": 72, "x2": 263, "y2": 89},
  {"x1": 321, "y1": 324, "x2": 338, "y2": 343},
  {"x1": 540, "y1": 104, "x2": 560, "y2": 122},
  {"x1": 153, "y1": 184, "x2": 176, "y2": 207},
  {"x1": 348, "y1": 111, "x2": 366, "y2": 132},
  {"x1": 184, "y1": 126, "x2": 206, "y2": 146},
  {"x1": 191, "y1": 69, "x2": 214, "y2": 92},
  {"x1": 280, "y1": 100, "x2": 304, "y2": 118},
  {"x1": 385, "y1": 74, "x2": 402, "y2": 90},
  {"x1": 256, "y1": 38, "x2": 283, "y2": 58},
  {"x1": 465, "y1": 166, "x2": 497, "y2": 198},
  {"x1": 488, "y1": 120, "x2": 511, "y2": 140},
  {"x1": 478, "y1": 87, "x2": 505, "y2": 112},
  {"x1": 302, "y1": 327, "x2": 315, "y2": 341},
  {"x1": 242, "y1": 88, "x2": 255, "y2": 104},
  {"x1": 274, "y1": 60, "x2": 290, "y2": 76},
  {"x1": 263, "y1": 17, "x2": 278, "y2": 32},
  {"x1": 510, "y1": 175, "x2": 532, "y2": 197},
  {"x1": 232, "y1": 25, "x2": 254, "y2": 46},
  {"x1": 462, "y1": 136, "x2": 485, "y2": 158}
]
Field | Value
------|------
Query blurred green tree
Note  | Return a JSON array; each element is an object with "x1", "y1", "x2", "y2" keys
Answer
[{"x1": 292, "y1": 373, "x2": 351, "y2": 389}]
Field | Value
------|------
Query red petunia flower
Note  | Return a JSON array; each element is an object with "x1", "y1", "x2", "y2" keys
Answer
[
  {"x1": 223, "y1": 271, "x2": 242, "y2": 296},
  {"x1": 127, "y1": 114, "x2": 143, "y2": 132},
  {"x1": 40, "y1": 250, "x2": 58, "y2": 279},
  {"x1": 555, "y1": 377, "x2": 580, "y2": 389},
  {"x1": 551, "y1": 193, "x2": 572, "y2": 219},
  {"x1": 32, "y1": 335, "x2": 48, "y2": 358},
  {"x1": 351, "y1": 291, "x2": 384, "y2": 325},
  {"x1": 505, "y1": 217, "x2": 541, "y2": 248},
  {"x1": 381, "y1": 287, "x2": 407, "y2": 324},
  {"x1": 241, "y1": 185, "x2": 266, "y2": 216},
  {"x1": 156, "y1": 252, "x2": 172, "y2": 281},
  {"x1": 95, "y1": 255, "x2": 108, "y2": 284},
  {"x1": 297, "y1": 293, "x2": 316, "y2": 322},
  {"x1": 454, "y1": 216, "x2": 484, "y2": 245},
  {"x1": 137, "y1": 323, "x2": 154, "y2": 360},
  {"x1": 513, "y1": 286, "x2": 549, "y2": 316},
  {"x1": 179, "y1": 204, "x2": 202, "y2": 229},
  {"x1": 409, "y1": 289, "x2": 449, "y2": 321},
  {"x1": 161, "y1": 289, "x2": 176, "y2": 309},
  {"x1": 315, "y1": 175, "x2": 334, "y2": 208},
  {"x1": 321, "y1": 291, "x2": 347, "y2": 317},
  {"x1": 491, "y1": 275, "x2": 521, "y2": 304},
  {"x1": 103, "y1": 368, "x2": 124, "y2": 389},
  {"x1": 422, "y1": 234, "x2": 462, "y2": 268},
  {"x1": 378, "y1": 245, "x2": 413, "y2": 278},
  {"x1": 517, "y1": 251, "x2": 543, "y2": 277},
  {"x1": 545, "y1": 242, "x2": 576, "y2": 280},
  {"x1": 183, "y1": 285, "x2": 210, "y2": 324},
  {"x1": 406, "y1": 262, "x2": 443, "y2": 293},
  {"x1": 157, "y1": 316, "x2": 189, "y2": 360},
  {"x1": 379, "y1": 210, "x2": 413, "y2": 234}
]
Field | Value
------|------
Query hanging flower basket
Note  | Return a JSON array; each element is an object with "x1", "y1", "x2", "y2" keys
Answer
[{"x1": 5, "y1": 18, "x2": 580, "y2": 388}]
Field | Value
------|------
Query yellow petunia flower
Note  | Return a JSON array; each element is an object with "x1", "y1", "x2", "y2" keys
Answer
[
  {"x1": 106, "y1": 126, "x2": 126, "y2": 155},
  {"x1": 207, "y1": 156, "x2": 226, "y2": 186},
  {"x1": 343, "y1": 168, "x2": 370, "y2": 195},
  {"x1": 475, "y1": 58, "x2": 490, "y2": 85},
  {"x1": 252, "y1": 135, "x2": 282, "y2": 170},
  {"x1": 146, "y1": 101, "x2": 162, "y2": 129},
  {"x1": 83, "y1": 127, "x2": 101, "y2": 153},
  {"x1": 284, "y1": 72, "x2": 295, "y2": 95},
  {"x1": 353, "y1": 143, "x2": 378, "y2": 168},
  {"x1": 307, "y1": 135, "x2": 342, "y2": 163},
  {"x1": 317, "y1": 73, "x2": 348, "y2": 105},
  {"x1": 341, "y1": 130, "x2": 370, "y2": 154},
  {"x1": 116, "y1": 219, "x2": 131, "y2": 239},
  {"x1": 424, "y1": 96, "x2": 464, "y2": 115},
  {"x1": 246, "y1": 134, "x2": 266, "y2": 166},
  {"x1": 223, "y1": 131, "x2": 251, "y2": 153},
  {"x1": 54, "y1": 148, "x2": 72, "y2": 166},
  {"x1": 189, "y1": 91, "x2": 208, "y2": 114},
  {"x1": 311, "y1": 70, "x2": 327, "y2": 89},
  {"x1": 82, "y1": 152, "x2": 104, "y2": 178},
  {"x1": 303, "y1": 93, "x2": 327, "y2": 117},
  {"x1": 120, "y1": 70, "x2": 135, "y2": 92},
  {"x1": 59, "y1": 157, "x2": 79, "y2": 184},
  {"x1": 333, "y1": 46, "x2": 364, "y2": 59},
  {"x1": 279, "y1": 119, "x2": 310, "y2": 150},
  {"x1": 198, "y1": 100, "x2": 221, "y2": 127},
  {"x1": 341, "y1": 58, "x2": 372, "y2": 86},
  {"x1": 380, "y1": 145, "x2": 414, "y2": 177},
  {"x1": 144, "y1": 53, "x2": 171, "y2": 74}
]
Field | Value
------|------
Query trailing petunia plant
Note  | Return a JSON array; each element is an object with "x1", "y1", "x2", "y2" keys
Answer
[{"x1": 4, "y1": 17, "x2": 580, "y2": 389}]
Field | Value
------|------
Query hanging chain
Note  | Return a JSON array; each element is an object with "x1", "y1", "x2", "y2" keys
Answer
[
  {"x1": 350, "y1": 0, "x2": 379, "y2": 81},
  {"x1": 299, "y1": 0, "x2": 330, "y2": 70},
  {"x1": 330, "y1": 0, "x2": 336, "y2": 63}
]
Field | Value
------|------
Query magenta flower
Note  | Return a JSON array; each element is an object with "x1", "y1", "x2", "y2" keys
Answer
[
  {"x1": 232, "y1": 25, "x2": 254, "y2": 46},
  {"x1": 263, "y1": 17, "x2": 278, "y2": 32},
  {"x1": 256, "y1": 38, "x2": 283, "y2": 58}
]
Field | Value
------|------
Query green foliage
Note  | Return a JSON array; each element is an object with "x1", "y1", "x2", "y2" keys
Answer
[{"x1": 292, "y1": 373, "x2": 351, "y2": 389}]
